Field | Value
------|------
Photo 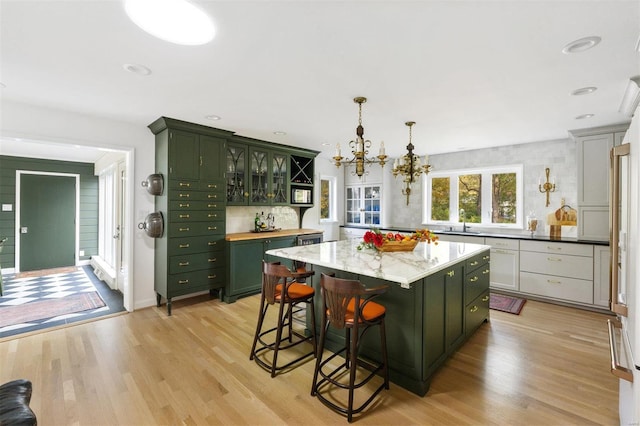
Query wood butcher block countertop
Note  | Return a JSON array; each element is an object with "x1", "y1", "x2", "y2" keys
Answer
[{"x1": 225, "y1": 228, "x2": 323, "y2": 242}]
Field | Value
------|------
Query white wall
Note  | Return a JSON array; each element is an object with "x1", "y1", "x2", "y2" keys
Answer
[{"x1": 1, "y1": 100, "x2": 157, "y2": 310}]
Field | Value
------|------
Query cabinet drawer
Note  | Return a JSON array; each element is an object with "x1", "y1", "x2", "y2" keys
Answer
[
  {"x1": 465, "y1": 267, "x2": 490, "y2": 304},
  {"x1": 465, "y1": 251, "x2": 490, "y2": 273},
  {"x1": 169, "y1": 200, "x2": 225, "y2": 211},
  {"x1": 485, "y1": 238, "x2": 519, "y2": 250},
  {"x1": 168, "y1": 190, "x2": 224, "y2": 202},
  {"x1": 169, "y1": 210, "x2": 225, "y2": 222},
  {"x1": 519, "y1": 240, "x2": 592, "y2": 257},
  {"x1": 167, "y1": 221, "x2": 225, "y2": 237},
  {"x1": 168, "y1": 180, "x2": 198, "y2": 191},
  {"x1": 199, "y1": 181, "x2": 224, "y2": 191},
  {"x1": 167, "y1": 268, "x2": 225, "y2": 295},
  {"x1": 520, "y1": 251, "x2": 593, "y2": 280},
  {"x1": 520, "y1": 271, "x2": 593, "y2": 304},
  {"x1": 168, "y1": 236, "x2": 225, "y2": 255},
  {"x1": 465, "y1": 290, "x2": 490, "y2": 334},
  {"x1": 170, "y1": 252, "x2": 225, "y2": 274}
]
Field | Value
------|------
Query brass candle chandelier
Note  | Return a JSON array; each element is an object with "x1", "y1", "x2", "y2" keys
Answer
[
  {"x1": 333, "y1": 97, "x2": 388, "y2": 178},
  {"x1": 392, "y1": 121, "x2": 432, "y2": 205}
]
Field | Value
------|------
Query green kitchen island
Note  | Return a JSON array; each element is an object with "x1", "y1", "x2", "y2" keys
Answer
[{"x1": 266, "y1": 239, "x2": 491, "y2": 396}]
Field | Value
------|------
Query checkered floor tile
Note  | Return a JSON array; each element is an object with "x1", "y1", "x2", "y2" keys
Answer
[{"x1": 0, "y1": 266, "x2": 124, "y2": 338}]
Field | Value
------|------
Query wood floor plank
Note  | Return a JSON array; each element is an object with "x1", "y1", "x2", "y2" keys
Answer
[{"x1": 0, "y1": 294, "x2": 619, "y2": 425}]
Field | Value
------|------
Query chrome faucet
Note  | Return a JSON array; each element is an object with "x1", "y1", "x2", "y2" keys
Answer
[{"x1": 460, "y1": 209, "x2": 469, "y2": 233}]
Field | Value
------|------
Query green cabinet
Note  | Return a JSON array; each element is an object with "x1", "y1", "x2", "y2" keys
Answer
[
  {"x1": 248, "y1": 147, "x2": 289, "y2": 205},
  {"x1": 225, "y1": 143, "x2": 249, "y2": 205},
  {"x1": 464, "y1": 252, "x2": 491, "y2": 333},
  {"x1": 225, "y1": 235, "x2": 297, "y2": 303},
  {"x1": 149, "y1": 117, "x2": 232, "y2": 315}
]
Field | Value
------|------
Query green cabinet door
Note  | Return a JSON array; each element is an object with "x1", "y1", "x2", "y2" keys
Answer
[
  {"x1": 200, "y1": 135, "x2": 226, "y2": 182},
  {"x1": 423, "y1": 270, "x2": 446, "y2": 378},
  {"x1": 270, "y1": 151, "x2": 289, "y2": 205},
  {"x1": 169, "y1": 130, "x2": 199, "y2": 180},
  {"x1": 226, "y1": 143, "x2": 249, "y2": 205},
  {"x1": 445, "y1": 264, "x2": 465, "y2": 352}
]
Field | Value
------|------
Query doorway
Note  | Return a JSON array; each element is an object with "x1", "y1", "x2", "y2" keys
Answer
[{"x1": 17, "y1": 172, "x2": 78, "y2": 272}]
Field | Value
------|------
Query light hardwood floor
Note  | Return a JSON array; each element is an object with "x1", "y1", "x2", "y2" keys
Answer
[{"x1": 0, "y1": 294, "x2": 619, "y2": 425}]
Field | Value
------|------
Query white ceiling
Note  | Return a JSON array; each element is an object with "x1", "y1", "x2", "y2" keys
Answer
[{"x1": 1, "y1": 0, "x2": 639, "y2": 163}]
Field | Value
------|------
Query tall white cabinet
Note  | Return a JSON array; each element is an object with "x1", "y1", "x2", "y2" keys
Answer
[{"x1": 571, "y1": 124, "x2": 628, "y2": 241}]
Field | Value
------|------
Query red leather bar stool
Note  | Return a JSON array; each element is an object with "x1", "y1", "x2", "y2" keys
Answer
[
  {"x1": 311, "y1": 273, "x2": 389, "y2": 423},
  {"x1": 250, "y1": 261, "x2": 317, "y2": 377}
]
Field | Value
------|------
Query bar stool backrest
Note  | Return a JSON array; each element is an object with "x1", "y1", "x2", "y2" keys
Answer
[
  {"x1": 262, "y1": 261, "x2": 295, "y2": 305},
  {"x1": 320, "y1": 274, "x2": 387, "y2": 330}
]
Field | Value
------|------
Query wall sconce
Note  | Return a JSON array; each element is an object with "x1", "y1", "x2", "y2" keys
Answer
[
  {"x1": 538, "y1": 167, "x2": 556, "y2": 207},
  {"x1": 392, "y1": 121, "x2": 432, "y2": 205},
  {"x1": 333, "y1": 97, "x2": 387, "y2": 178}
]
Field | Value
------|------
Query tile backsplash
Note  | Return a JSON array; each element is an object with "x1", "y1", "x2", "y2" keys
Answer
[
  {"x1": 388, "y1": 138, "x2": 578, "y2": 238},
  {"x1": 226, "y1": 206, "x2": 299, "y2": 233}
]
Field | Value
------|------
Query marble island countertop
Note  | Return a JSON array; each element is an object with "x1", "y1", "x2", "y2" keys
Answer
[{"x1": 265, "y1": 239, "x2": 490, "y2": 287}]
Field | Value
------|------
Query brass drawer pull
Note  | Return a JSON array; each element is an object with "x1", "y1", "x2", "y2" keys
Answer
[
  {"x1": 208, "y1": 194, "x2": 217, "y2": 199},
  {"x1": 482, "y1": 295, "x2": 490, "y2": 302},
  {"x1": 470, "y1": 260, "x2": 479, "y2": 266},
  {"x1": 208, "y1": 213, "x2": 217, "y2": 218},
  {"x1": 469, "y1": 306, "x2": 478, "y2": 313},
  {"x1": 208, "y1": 204, "x2": 218, "y2": 208},
  {"x1": 482, "y1": 255, "x2": 490, "y2": 260},
  {"x1": 208, "y1": 226, "x2": 217, "y2": 231},
  {"x1": 179, "y1": 261, "x2": 190, "y2": 266},
  {"x1": 482, "y1": 269, "x2": 490, "y2": 275},
  {"x1": 179, "y1": 203, "x2": 190, "y2": 208},
  {"x1": 179, "y1": 243, "x2": 190, "y2": 248},
  {"x1": 547, "y1": 257, "x2": 562, "y2": 262},
  {"x1": 179, "y1": 214, "x2": 190, "y2": 218},
  {"x1": 208, "y1": 274, "x2": 217, "y2": 279},
  {"x1": 208, "y1": 241, "x2": 217, "y2": 246},
  {"x1": 207, "y1": 184, "x2": 217, "y2": 189},
  {"x1": 547, "y1": 245, "x2": 562, "y2": 250},
  {"x1": 208, "y1": 258, "x2": 217, "y2": 262},
  {"x1": 469, "y1": 276, "x2": 479, "y2": 282},
  {"x1": 179, "y1": 227, "x2": 190, "y2": 232},
  {"x1": 178, "y1": 279, "x2": 189, "y2": 285},
  {"x1": 179, "y1": 193, "x2": 190, "y2": 198},
  {"x1": 179, "y1": 182, "x2": 191, "y2": 187},
  {"x1": 547, "y1": 279, "x2": 562, "y2": 284},
  {"x1": 447, "y1": 270, "x2": 455, "y2": 277}
]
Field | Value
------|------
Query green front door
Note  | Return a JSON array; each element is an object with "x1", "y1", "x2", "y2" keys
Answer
[{"x1": 20, "y1": 174, "x2": 76, "y2": 271}]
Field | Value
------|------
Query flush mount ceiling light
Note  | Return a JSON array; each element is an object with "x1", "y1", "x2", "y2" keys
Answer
[
  {"x1": 124, "y1": 0, "x2": 215, "y2": 46},
  {"x1": 575, "y1": 113, "x2": 595, "y2": 120},
  {"x1": 123, "y1": 63, "x2": 152, "y2": 75},
  {"x1": 273, "y1": 131, "x2": 287, "y2": 136},
  {"x1": 571, "y1": 87, "x2": 597, "y2": 96},
  {"x1": 562, "y1": 36, "x2": 601, "y2": 54},
  {"x1": 205, "y1": 114, "x2": 221, "y2": 121}
]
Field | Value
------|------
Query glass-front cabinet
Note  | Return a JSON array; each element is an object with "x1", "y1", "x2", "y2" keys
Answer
[
  {"x1": 346, "y1": 184, "x2": 381, "y2": 225},
  {"x1": 249, "y1": 147, "x2": 289, "y2": 206},
  {"x1": 226, "y1": 143, "x2": 249, "y2": 205}
]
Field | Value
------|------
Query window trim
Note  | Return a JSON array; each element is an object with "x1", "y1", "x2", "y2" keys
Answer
[
  {"x1": 319, "y1": 175, "x2": 337, "y2": 223},
  {"x1": 423, "y1": 164, "x2": 524, "y2": 229}
]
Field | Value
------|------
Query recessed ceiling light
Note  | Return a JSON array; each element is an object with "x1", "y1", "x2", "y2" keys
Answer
[
  {"x1": 571, "y1": 87, "x2": 597, "y2": 96},
  {"x1": 562, "y1": 36, "x2": 601, "y2": 54},
  {"x1": 123, "y1": 63, "x2": 152, "y2": 75},
  {"x1": 124, "y1": 0, "x2": 215, "y2": 46},
  {"x1": 321, "y1": 142, "x2": 331, "y2": 146},
  {"x1": 205, "y1": 115, "x2": 221, "y2": 121},
  {"x1": 575, "y1": 114, "x2": 595, "y2": 120},
  {"x1": 273, "y1": 131, "x2": 287, "y2": 136}
]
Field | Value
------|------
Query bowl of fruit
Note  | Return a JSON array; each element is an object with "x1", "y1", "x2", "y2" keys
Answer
[{"x1": 358, "y1": 228, "x2": 438, "y2": 252}]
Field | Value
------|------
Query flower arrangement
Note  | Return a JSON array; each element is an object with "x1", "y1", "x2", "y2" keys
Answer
[{"x1": 357, "y1": 228, "x2": 438, "y2": 251}]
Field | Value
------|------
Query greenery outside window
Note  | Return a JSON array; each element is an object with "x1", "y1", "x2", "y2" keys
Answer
[
  {"x1": 319, "y1": 176, "x2": 336, "y2": 222},
  {"x1": 424, "y1": 165, "x2": 523, "y2": 228}
]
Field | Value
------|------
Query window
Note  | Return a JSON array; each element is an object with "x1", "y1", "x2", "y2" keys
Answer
[
  {"x1": 346, "y1": 184, "x2": 381, "y2": 225},
  {"x1": 319, "y1": 176, "x2": 337, "y2": 222},
  {"x1": 424, "y1": 165, "x2": 523, "y2": 228}
]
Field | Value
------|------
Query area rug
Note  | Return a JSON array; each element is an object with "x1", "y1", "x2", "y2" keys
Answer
[
  {"x1": 0, "y1": 292, "x2": 105, "y2": 328},
  {"x1": 489, "y1": 293, "x2": 526, "y2": 315}
]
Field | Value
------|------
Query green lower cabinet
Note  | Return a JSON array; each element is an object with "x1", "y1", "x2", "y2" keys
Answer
[
  {"x1": 225, "y1": 236, "x2": 297, "y2": 303},
  {"x1": 466, "y1": 289, "x2": 490, "y2": 334}
]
